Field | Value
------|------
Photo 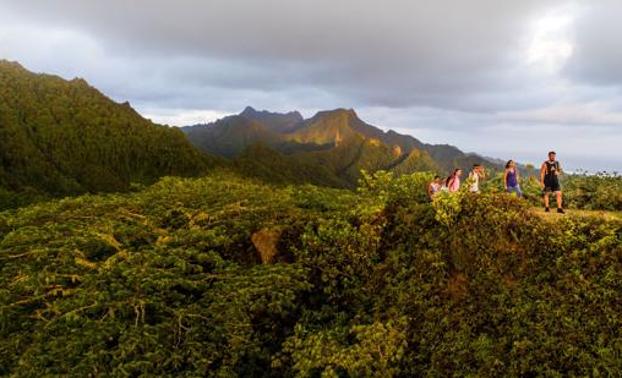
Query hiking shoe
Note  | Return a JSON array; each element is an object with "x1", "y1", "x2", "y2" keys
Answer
[
  {"x1": 545, "y1": 207, "x2": 550, "y2": 213},
  {"x1": 557, "y1": 208, "x2": 565, "y2": 214}
]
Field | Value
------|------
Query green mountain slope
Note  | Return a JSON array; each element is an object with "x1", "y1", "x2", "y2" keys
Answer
[
  {"x1": 287, "y1": 109, "x2": 443, "y2": 182},
  {"x1": 391, "y1": 148, "x2": 441, "y2": 174},
  {"x1": 183, "y1": 115, "x2": 284, "y2": 158},
  {"x1": 0, "y1": 60, "x2": 216, "y2": 198},
  {"x1": 233, "y1": 143, "x2": 347, "y2": 187},
  {"x1": 286, "y1": 109, "x2": 366, "y2": 145}
]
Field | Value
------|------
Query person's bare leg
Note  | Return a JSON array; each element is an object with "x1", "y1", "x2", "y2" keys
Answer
[
  {"x1": 544, "y1": 192, "x2": 550, "y2": 209},
  {"x1": 556, "y1": 191, "x2": 563, "y2": 209}
]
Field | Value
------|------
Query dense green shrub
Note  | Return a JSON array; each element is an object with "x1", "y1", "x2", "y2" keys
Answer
[
  {"x1": 562, "y1": 172, "x2": 622, "y2": 211},
  {"x1": 0, "y1": 187, "x2": 49, "y2": 211}
]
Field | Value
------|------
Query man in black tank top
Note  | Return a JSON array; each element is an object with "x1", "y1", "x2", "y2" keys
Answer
[{"x1": 540, "y1": 151, "x2": 564, "y2": 214}]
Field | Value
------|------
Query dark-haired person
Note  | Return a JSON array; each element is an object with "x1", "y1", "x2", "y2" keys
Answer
[
  {"x1": 540, "y1": 151, "x2": 564, "y2": 213},
  {"x1": 504, "y1": 160, "x2": 522, "y2": 197},
  {"x1": 446, "y1": 169, "x2": 462, "y2": 193},
  {"x1": 468, "y1": 164, "x2": 486, "y2": 193},
  {"x1": 427, "y1": 175, "x2": 443, "y2": 199}
]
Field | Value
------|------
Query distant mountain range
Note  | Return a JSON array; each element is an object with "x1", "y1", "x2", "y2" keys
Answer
[{"x1": 183, "y1": 106, "x2": 496, "y2": 186}]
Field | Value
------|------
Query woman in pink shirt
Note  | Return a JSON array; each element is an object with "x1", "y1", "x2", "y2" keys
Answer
[{"x1": 445, "y1": 169, "x2": 462, "y2": 193}]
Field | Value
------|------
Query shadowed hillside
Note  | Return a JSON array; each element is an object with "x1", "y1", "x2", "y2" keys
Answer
[
  {"x1": 183, "y1": 115, "x2": 284, "y2": 158},
  {"x1": 0, "y1": 61, "x2": 220, "y2": 203}
]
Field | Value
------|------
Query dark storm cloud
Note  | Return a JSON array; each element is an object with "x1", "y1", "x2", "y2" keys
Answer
[{"x1": 2, "y1": 0, "x2": 565, "y2": 110}]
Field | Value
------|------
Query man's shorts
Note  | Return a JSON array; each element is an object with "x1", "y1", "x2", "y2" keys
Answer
[{"x1": 544, "y1": 178, "x2": 561, "y2": 193}]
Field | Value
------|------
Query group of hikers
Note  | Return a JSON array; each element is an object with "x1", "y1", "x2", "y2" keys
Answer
[{"x1": 427, "y1": 151, "x2": 565, "y2": 214}]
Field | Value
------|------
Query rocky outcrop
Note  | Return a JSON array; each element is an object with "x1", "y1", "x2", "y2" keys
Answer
[{"x1": 251, "y1": 227, "x2": 283, "y2": 264}]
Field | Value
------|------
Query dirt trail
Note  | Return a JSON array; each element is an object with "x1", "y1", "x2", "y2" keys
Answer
[{"x1": 531, "y1": 207, "x2": 622, "y2": 221}]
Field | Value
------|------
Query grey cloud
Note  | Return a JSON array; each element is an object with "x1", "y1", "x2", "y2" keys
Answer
[{"x1": 564, "y1": 0, "x2": 622, "y2": 86}]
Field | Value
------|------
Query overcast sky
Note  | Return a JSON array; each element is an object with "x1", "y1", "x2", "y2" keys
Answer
[{"x1": 1, "y1": 0, "x2": 621, "y2": 171}]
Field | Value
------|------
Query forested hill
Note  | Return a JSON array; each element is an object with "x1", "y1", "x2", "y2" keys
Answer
[{"x1": 0, "y1": 60, "x2": 218, "y2": 200}]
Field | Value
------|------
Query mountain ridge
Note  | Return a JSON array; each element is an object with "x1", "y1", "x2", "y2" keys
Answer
[{"x1": 183, "y1": 106, "x2": 499, "y2": 182}]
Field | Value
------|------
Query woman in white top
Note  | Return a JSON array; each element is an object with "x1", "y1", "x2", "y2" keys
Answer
[{"x1": 468, "y1": 164, "x2": 486, "y2": 193}]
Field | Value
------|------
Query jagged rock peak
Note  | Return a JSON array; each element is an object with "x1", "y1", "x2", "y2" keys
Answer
[
  {"x1": 310, "y1": 108, "x2": 360, "y2": 121},
  {"x1": 241, "y1": 106, "x2": 302, "y2": 119},
  {"x1": 241, "y1": 105, "x2": 257, "y2": 115}
]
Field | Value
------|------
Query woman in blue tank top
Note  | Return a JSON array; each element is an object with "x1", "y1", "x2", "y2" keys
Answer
[{"x1": 504, "y1": 160, "x2": 522, "y2": 197}]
